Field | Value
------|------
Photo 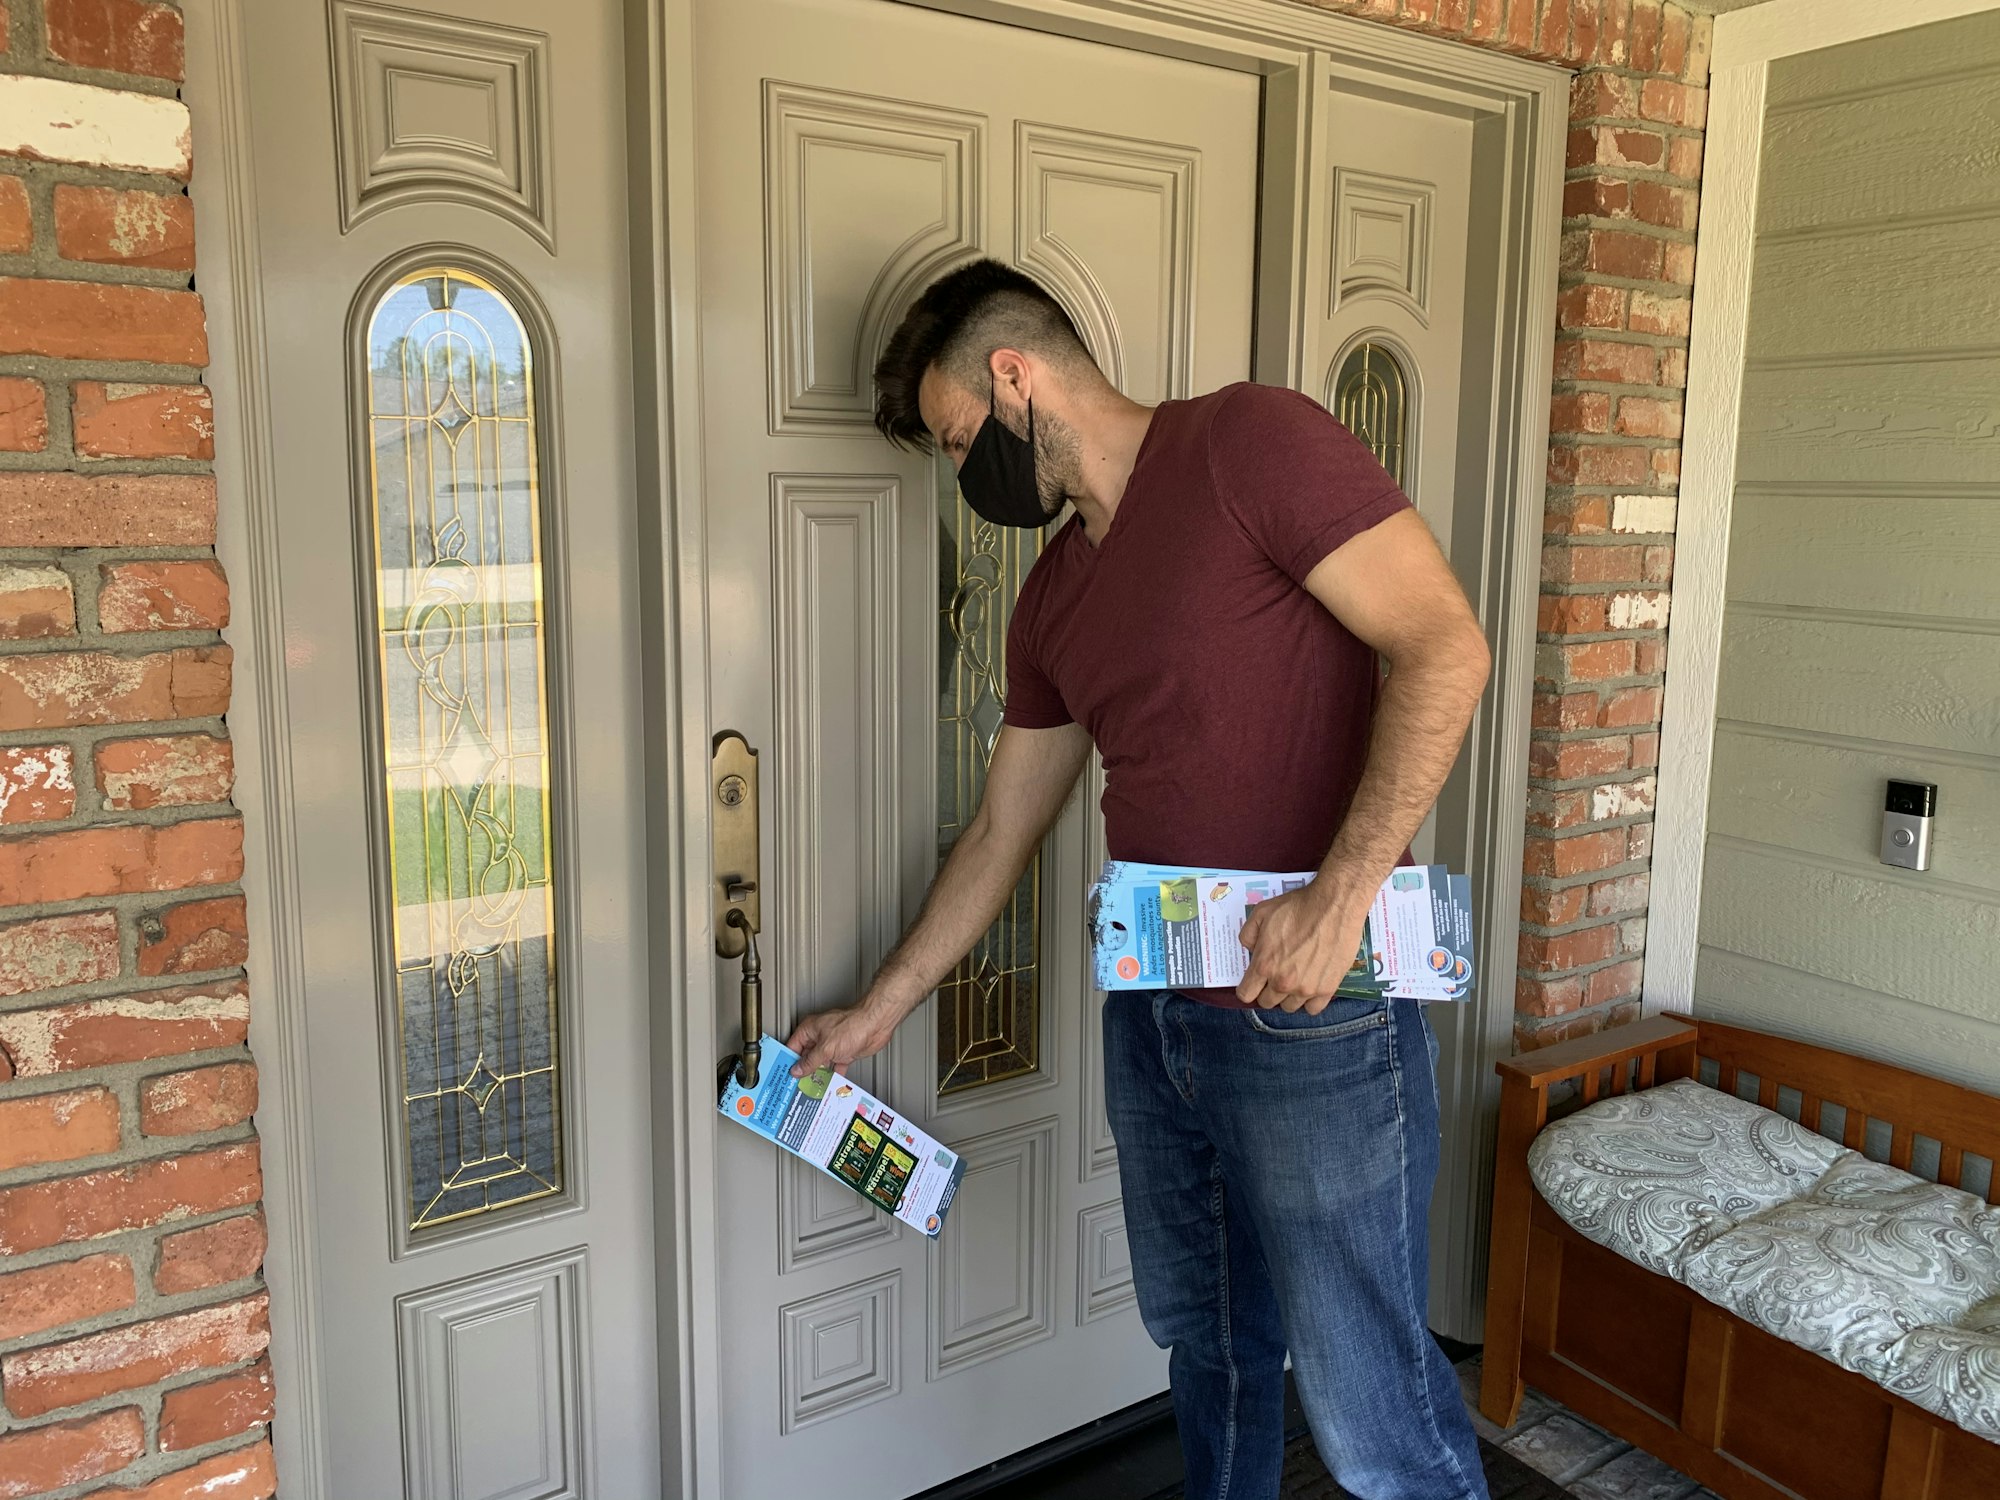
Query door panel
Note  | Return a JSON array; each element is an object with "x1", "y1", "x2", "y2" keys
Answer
[
  {"x1": 696, "y1": 0, "x2": 1258, "y2": 1492},
  {"x1": 1311, "y1": 84, "x2": 1475, "y2": 868},
  {"x1": 244, "y1": 1, "x2": 657, "y2": 1494}
]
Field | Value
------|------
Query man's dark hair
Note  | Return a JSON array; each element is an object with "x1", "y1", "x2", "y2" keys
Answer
[{"x1": 873, "y1": 259, "x2": 1091, "y2": 451}]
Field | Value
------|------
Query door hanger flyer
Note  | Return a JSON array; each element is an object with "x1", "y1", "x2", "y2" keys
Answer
[{"x1": 719, "y1": 1034, "x2": 967, "y2": 1237}]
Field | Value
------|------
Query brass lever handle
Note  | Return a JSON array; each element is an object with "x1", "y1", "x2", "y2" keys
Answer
[
  {"x1": 727, "y1": 908, "x2": 763, "y2": 1088},
  {"x1": 712, "y1": 731, "x2": 761, "y2": 958}
]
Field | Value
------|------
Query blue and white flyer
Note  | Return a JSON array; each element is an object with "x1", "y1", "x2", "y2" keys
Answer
[
  {"x1": 719, "y1": 1035, "x2": 966, "y2": 1237},
  {"x1": 1087, "y1": 861, "x2": 1475, "y2": 1002}
]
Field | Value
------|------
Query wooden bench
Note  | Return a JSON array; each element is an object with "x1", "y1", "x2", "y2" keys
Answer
[{"x1": 1480, "y1": 1014, "x2": 2000, "y2": 1500}]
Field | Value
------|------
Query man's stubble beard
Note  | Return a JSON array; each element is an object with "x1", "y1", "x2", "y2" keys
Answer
[{"x1": 1033, "y1": 405, "x2": 1085, "y2": 520}]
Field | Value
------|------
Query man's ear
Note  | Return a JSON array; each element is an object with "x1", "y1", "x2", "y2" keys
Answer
[{"x1": 988, "y1": 347, "x2": 1033, "y2": 405}]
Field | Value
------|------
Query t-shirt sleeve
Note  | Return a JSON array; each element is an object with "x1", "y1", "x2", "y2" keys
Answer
[
  {"x1": 1001, "y1": 569, "x2": 1073, "y2": 730},
  {"x1": 1205, "y1": 384, "x2": 1412, "y2": 584}
]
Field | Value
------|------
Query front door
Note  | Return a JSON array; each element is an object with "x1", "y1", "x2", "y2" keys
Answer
[
  {"x1": 243, "y1": 0, "x2": 659, "y2": 1493},
  {"x1": 694, "y1": 0, "x2": 1259, "y2": 1493}
]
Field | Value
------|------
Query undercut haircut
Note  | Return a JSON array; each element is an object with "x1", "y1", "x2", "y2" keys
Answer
[{"x1": 873, "y1": 259, "x2": 1092, "y2": 451}]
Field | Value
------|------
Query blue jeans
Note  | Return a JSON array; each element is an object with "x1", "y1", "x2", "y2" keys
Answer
[{"x1": 1103, "y1": 991, "x2": 1488, "y2": 1500}]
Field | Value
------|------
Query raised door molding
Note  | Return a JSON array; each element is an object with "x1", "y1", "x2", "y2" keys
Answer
[
  {"x1": 328, "y1": 1, "x2": 554, "y2": 246},
  {"x1": 1331, "y1": 167, "x2": 1434, "y2": 323},
  {"x1": 764, "y1": 82, "x2": 984, "y2": 433},
  {"x1": 779, "y1": 1271, "x2": 903, "y2": 1433},
  {"x1": 396, "y1": 1248, "x2": 590, "y2": 1500},
  {"x1": 1076, "y1": 1200, "x2": 1136, "y2": 1324},
  {"x1": 1014, "y1": 121, "x2": 1197, "y2": 401},
  {"x1": 770, "y1": 473, "x2": 904, "y2": 1270},
  {"x1": 927, "y1": 1116, "x2": 1057, "y2": 1378}
]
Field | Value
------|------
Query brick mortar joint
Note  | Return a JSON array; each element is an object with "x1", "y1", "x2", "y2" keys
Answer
[
  {"x1": 0, "y1": 713, "x2": 232, "y2": 752},
  {"x1": 0, "y1": 952, "x2": 249, "y2": 1014},
  {"x1": 0, "y1": 625, "x2": 226, "y2": 655},
  {"x1": 0, "y1": 1117, "x2": 256, "y2": 1194},
  {"x1": 1516, "y1": 949, "x2": 1649, "y2": 985},
  {"x1": 1519, "y1": 905, "x2": 1654, "y2": 940},
  {"x1": 1563, "y1": 163, "x2": 1703, "y2": 189},
  {"x1": 1562, "y1": 216, "x2": 1697, "y2": 245},
  {"x1": 0, "y1": 1271, "x2": 269, "y2": 1365}
]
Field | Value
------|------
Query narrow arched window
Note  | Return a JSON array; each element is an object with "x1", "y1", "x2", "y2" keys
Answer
[
  {"x1": 1334, "y1": 341, "x2": 1410, "y2": 488},
  {"x1": 363, "y1": 266, "x2": 563, "y2": 1232}
]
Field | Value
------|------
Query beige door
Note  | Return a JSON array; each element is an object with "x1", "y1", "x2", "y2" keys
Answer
[
  {"x1": 242, "y1": 1, "x2": 658, "y2": 1494},
  {"x1": 694, "y1": 0, "x2": 1258, "y2": 1491},
  {"x1": 1310, "y1": 84, "x2": 1475, "y2": 868}
]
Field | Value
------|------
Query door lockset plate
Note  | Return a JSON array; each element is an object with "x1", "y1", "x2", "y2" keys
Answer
[{"x1": 712, "y1": 731, "x2": 761, "y2": 957}]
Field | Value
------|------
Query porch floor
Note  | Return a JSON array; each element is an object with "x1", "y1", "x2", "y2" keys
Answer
[
  {"x1": 954, "y1": 1351, "x2": 1720, "y2": 1500},
  {"x1": 1451, "y1": 1356, "x2": 1719, "y2": 1500}
]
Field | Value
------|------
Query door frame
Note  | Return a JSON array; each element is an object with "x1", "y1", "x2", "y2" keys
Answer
[
  {"x1": 1643, "y1": 0, "x2": 2000, "y2": 1016},
  {"x1": 633, "y1": 3, "x2": 1564, "y2": 1494},
  {"x1": 185, "y1": 0, "x2": 1565, "y2": 1495}
]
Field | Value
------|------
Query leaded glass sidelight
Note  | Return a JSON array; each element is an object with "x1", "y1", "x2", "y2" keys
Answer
[
  {"x1": 1334, "y1": 341, "x2": 1410, "y2": 488},
  {"x1": 935, "y1": 458, "x2": 1043, "y2": 1095},
  {"x1": 363, "y1": 267, "x2": 563, "y2": 1231}
]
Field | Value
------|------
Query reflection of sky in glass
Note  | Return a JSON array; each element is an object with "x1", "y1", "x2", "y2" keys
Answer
[{"x1": 365, "y1": 268, "x2": 563, "y2": 1230}]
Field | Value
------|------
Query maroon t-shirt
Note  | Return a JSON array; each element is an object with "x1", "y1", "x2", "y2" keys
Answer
[{"x1": 1003, "y1": 383, "x2": 1410, "y2": 1005}]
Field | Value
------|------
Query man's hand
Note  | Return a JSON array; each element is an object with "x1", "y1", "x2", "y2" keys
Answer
[
  {"x1": 1236, "y1": 882, "x2": 1370, "y2": 1013},
  {"x1": 785, "y1": 997, "x2": 902, "y2": 1078}
]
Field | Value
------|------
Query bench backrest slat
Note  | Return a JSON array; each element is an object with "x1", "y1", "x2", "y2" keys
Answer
[{"x1": 1696, "y1": 1019, "x2": 2000, "y2": 1189}]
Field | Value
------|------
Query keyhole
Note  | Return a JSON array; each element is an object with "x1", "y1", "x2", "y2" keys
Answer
[{"x1": 718, "y1": 775, "x2": 747, "y2": 808}]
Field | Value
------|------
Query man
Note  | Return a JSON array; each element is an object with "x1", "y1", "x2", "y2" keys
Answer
[{"x1": 785, "y1": 259, "x2": 1493, "y2": 1500}]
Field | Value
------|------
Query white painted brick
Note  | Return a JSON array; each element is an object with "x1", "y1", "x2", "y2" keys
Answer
[
  {"x1": 0, "y1": 75, "x2": 191, "y2": 178},
  {"x1": 1620, "y1": 917, "x2": 1648, "y2": 954},
  {"x1": 1591, "y1": 776, "x2": 1657, "y2": 822},
  {"x1": 1609, "y1": 589, "x2": 1671, "y2": 630},
  {"x1": 1610, "y1": 494, "x2": 1677, "y2": 535}
]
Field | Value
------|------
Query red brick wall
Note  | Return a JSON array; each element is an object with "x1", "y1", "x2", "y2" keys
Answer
[
  {"x1": 1302, "y1": 0, "x2": 1710, "y2": 1050},
  {"x1": 0, "y1": 3, "x2": 276, "y2": 1497}
]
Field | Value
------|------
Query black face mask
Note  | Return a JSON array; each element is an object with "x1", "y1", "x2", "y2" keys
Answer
[{"x1": 957, "y1": 392, "x2": 1051, "y2": 529}]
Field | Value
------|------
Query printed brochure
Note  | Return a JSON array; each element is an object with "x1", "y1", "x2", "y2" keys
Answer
[
  {"x1": 718, "y1": 1035, "x2": 967, "y2": 1237},
  {"x1": 1088, "y1": 861, "x2": 1475, "y2": 1002}
]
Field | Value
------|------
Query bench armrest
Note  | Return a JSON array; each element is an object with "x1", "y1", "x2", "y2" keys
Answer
[{"x1": 1496, "y1": 1013, "x2": 1699, "y2": 1092}]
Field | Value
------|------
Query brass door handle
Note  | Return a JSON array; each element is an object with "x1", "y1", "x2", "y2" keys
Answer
[
  {"x1": 726, "y1": 908, "x2": 762, "y2": 1089},
  {"x1": 712, "y1": 731, "x2": 764, "y2": 1089},
  {"x1": 712, "y1": 730, "x2": 761, "y2": 956}
]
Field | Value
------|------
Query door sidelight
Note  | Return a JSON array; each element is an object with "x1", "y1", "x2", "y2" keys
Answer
[{"x1": 712, "y1": 731, "x2": 764, "y2": 1087}]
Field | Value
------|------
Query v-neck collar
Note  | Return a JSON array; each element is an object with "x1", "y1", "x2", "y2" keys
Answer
[{"x1": 1073, "y1": 400, "x2": 1173, "y2": 560}]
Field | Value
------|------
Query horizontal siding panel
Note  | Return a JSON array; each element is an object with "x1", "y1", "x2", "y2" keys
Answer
[
  {"x1": 1726, "y1": 492, "x2": 2000, "y2": 621},
  {"x1": 1765, "y1": 12, "x2": 2000, "y2": 110},
  {"x1": 1708, "y1": 728, "x2": 2000, "y2": 894},
  {"x1": 1694, "y1": 945, "x2": 2000, "y2": 1098},
  {"x1": 1748, "y1": 217, "x2": 2000, "y2": 361},
  {"x1": 1716, "y1": 612, "x2": 2000, "y2": 756},
  {"x1": 1759, "y1": 72, "x2": 2000, "y2": 236},
  {"x1": 1697, "y1": 840, "x2": 2000, "y2": 1024},
  {"x1": 1736, "y1": 356, "x2": 2000, "y2": 486}
]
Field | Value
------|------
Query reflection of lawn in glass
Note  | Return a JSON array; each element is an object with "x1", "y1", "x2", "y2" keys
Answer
[{"x1": 387, "y1": 781, "x2": 552, "y2": 913}]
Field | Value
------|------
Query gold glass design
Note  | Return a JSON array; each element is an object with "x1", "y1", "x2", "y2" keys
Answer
[
  {"x1": 935, "y1": 457, "x2": 1043, "y2": 1095},
  {"x1": 1335, "y1": 341, "x2": 1410, "y2": 487},
  {"x1": 364, "y1": 267, "x2": 563, "y2": 1230}
]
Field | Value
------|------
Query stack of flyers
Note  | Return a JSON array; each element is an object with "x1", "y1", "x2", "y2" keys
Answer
[
  {"x1": 1088, "y1": 861, "x2": 1475, "y2": 1001},
  {"x1": 718, "y1": 1035, "x2": 967, "y2": 1237}
]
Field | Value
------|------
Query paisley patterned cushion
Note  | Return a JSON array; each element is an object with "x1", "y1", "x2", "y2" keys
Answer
[
  {"x1": 1527, "y1": 1078, "x2": 1846, "y2": 1276},
  {"x1": 1683, "y1": 1154, "x2": 2000, "y2": 1373},
  {"x1": 1532, "y1": 1082, "x2": 2000, "y2": 1445},
  {"x1": 1879, "y1": 1321, "x2": 2000, "y2": 1441}
]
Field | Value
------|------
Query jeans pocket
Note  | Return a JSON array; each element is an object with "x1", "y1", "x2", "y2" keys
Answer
[{"x1": 1241, "y1": 997, "x2": 1391, "y2": 1040}]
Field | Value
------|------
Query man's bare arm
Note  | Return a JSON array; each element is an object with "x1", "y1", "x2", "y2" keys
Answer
[
  {"x1": 1237, "y1": 507, "x2": 1491, "y2": 1009},
  {"x1": 786, "y1": 720, "x2": 1093, "y2": 1074}
]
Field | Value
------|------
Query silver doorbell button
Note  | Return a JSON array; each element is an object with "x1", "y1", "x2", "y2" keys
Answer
[{"x1": 1880, "y1": 780, "x2": 1935, "y2": 872}]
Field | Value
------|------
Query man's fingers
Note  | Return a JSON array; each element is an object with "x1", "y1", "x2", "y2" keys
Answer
[
  {"x1": 1238, "y1": 906, "x2": 1266, "y2": 950},
  {"x1": 787, "y1": 1018, "x2": 826, "y2": 1077}
]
